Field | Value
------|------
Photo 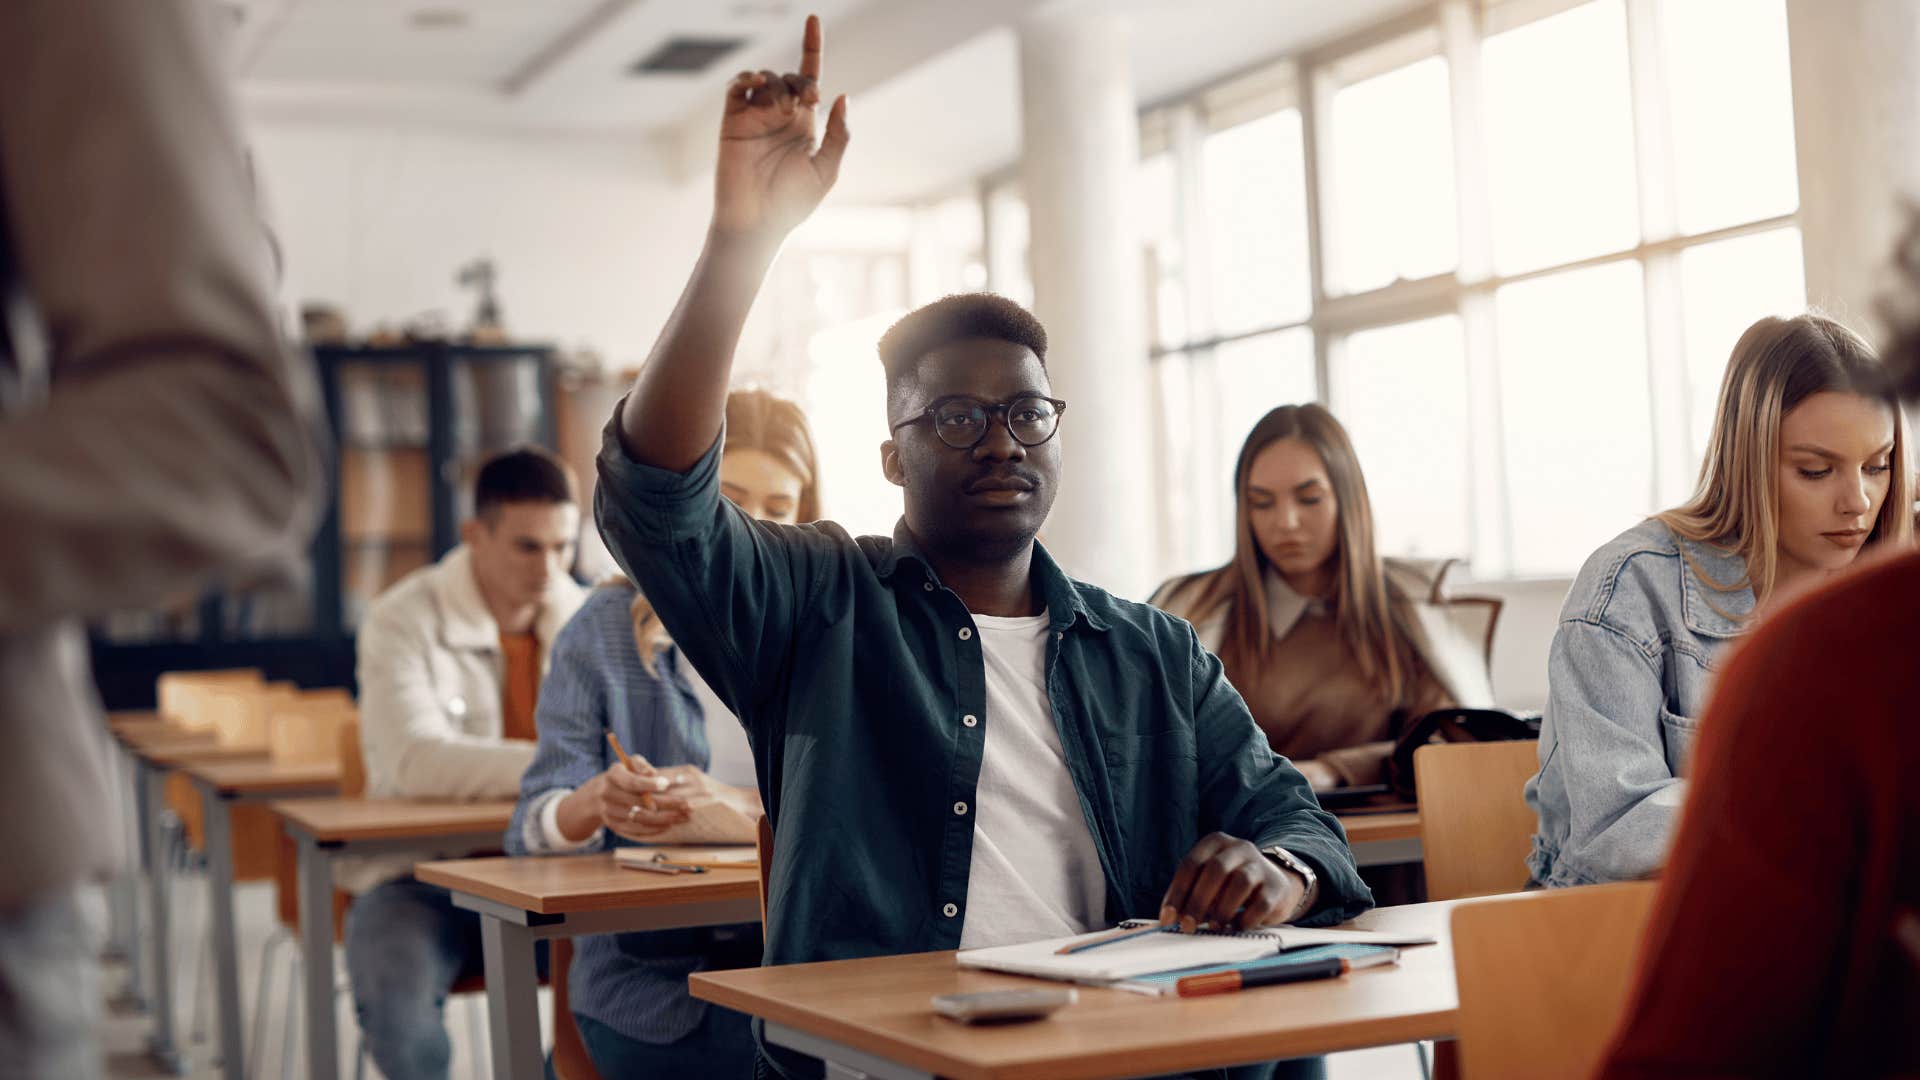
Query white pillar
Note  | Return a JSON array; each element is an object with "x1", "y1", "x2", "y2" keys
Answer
[
  {"x1": 1018, "y1": 10, "x2": 1155, "y2": 597},
  {"x1": 1786, "y1": 0, "x2": 1920, "y2": 335}
]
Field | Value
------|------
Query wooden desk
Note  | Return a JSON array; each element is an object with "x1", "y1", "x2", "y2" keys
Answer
[
  {"x1": 418, "y1": 852, "x2": 762, "y2": 1080},
  {"x1": 177, "y1": 759, "x2": 340, "y2": 1080},
  {"x1": 275, "y1": 797, "x2": 518, "y2": 1080},
  {"x1": 693, "y1": 900, "x2": 1460, "y2": 1080},
  {"x1": 1340, "y1": 811, "x2": 1423, "y2": 868}
]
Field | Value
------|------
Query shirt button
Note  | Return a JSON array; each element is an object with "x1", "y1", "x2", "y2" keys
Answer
[
  {"x1": 1055, "y1": 631, "x2": 1064, "y2": 641},
  {"x1": 953, "y1": 801, "x2": 968, "y2": 816},
  {"x1": 943, "y1": 902, "x2": 958, "y2": 918},
  {"x1": 958, "y1": 627, "x2": 973, "y2": 641},
  {"x1": 962, "y1": 714, "x2": 978, "y2": 728},
  {"x1": 923, "y1": 582, "x2": 935, "y2": 591}
]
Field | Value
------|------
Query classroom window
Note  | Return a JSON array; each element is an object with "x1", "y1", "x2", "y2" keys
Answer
[
  {"x1": 1133, "y1": 0, "x2": 1804, "y2": 580},
  {"x1": 1496, "y1": 260, "x2": 1654, "y2": 577},
  {"x1": 1331, "y1": 316, "x2": 1473, "y2": 561},
  {"x1": 1324, "y1": 48, "x2": 1458, "y2": 295},
  {"x1": 1481, "y1": 0, "x2": 1641, "y2": 275},
  {"x1": 1202, "y1": 109, "x2": 1313, "y2": 335}
]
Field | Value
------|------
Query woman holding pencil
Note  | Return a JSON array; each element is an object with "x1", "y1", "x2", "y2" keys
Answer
[{"x1": 505, "y1": 389, "x2": 822, "y2": 1078}]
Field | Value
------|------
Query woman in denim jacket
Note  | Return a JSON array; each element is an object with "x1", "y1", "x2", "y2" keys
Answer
[
  {"x1": 1525, "y1": 315, "x2": 1912, "y2": 888},
  {"x1": 507, "y1": 390, "x2": 819, "y2": 1077}
]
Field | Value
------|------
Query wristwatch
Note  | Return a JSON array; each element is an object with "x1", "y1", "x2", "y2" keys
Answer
[{"x1": 1260, "y1": 846, "x2": 1320, "y2": 923}]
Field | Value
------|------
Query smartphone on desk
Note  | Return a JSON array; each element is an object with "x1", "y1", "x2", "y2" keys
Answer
[{"x1": 931, "y1": 988, "x2": 1077, "y2": 1024}]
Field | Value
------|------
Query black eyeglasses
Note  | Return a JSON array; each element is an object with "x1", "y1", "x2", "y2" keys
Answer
[{"x1": 889, "y1": 393, "x2": 1068, "y2": 450}]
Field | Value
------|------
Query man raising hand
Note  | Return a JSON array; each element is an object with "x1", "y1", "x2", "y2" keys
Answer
[{"x1": 599, "y1": 16, "x2": 1369, "y2": 1079}]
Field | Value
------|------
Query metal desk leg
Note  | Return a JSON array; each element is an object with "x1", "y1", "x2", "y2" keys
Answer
[
  {"x1": 113, "y1": 747, "x2": 149, "y2": 1011},
  {"x1": 764, "y1": 1021, "x2": 935, "y2": 1080},
  {"x1": 477, "y1": 914, "x2": 545, "y2": 1080},
  {"x1": 200, "y1": 790, "x2": 245, "y2": 1080},
  {"x1": 297, "y1": 836, "x2": 342, "y2": 1080},
  {"x1": 141, "y1": 763, "x2": 187, "y2": 1074}
]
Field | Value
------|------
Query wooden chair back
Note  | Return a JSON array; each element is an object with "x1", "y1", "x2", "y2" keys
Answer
[
  {"x1": 1451, "y1": 882, "x2": 1659, "y2": 1079},
  {"x1": 1414, "y1": 740, "x2": 1542, "y2": 901},
  {"x1": 337, "y1": 718, "x2": 367, "y2": 798},
  {"x1": 269, "y1": 689, "x2": 355, "y2": 764},
  {"x1": 157, "y1": 668, "x2": 262, "y2": 731}
]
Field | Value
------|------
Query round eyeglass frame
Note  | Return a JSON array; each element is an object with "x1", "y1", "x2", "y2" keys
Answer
[{"x1": 888, "y1": 393, "x2": 1069, "y2": 450}]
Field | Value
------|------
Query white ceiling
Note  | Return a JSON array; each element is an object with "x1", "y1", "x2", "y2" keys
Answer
[{"x1": 234, "y1": 0, "x2": 1431, "y2": 201}]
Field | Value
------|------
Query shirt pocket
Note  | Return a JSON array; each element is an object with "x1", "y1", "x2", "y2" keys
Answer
[{"x1": 1657, "y1": 706, "x2": 1701, "y2": 776}]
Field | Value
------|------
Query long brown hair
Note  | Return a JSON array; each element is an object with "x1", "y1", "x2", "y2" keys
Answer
[
  {"x1": 1161, "y1": 404, "x2": 1420, "y2": 704},
  {"x1": 1656, "y1": 314, "x2": 1913, "y2": 602},
  {"x1": 622, "y1": 388, "x2": 822, "y2": 671}
]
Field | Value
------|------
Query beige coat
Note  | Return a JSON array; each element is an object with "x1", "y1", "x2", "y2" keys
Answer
[
  {"x1": 340, "y1": 545, "x2": 584, "y2": 893},
  {"x1": 0, "y1": 1, "x2": 325, "y2": 908}
]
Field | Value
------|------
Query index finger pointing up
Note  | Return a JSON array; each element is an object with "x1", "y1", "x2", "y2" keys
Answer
[{"x1": 800, "y1": 13, "x2": 823, "y2": 81}]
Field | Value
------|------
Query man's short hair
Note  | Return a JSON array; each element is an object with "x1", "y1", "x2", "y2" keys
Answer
[
  {"x1": 473, "y1": 445, "x2": 577, "y2": 520},
  {"x1": 877, "y1": 294, "x2": 1049, "y2": 398}
]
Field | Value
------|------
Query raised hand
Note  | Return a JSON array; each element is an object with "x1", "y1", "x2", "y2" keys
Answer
[{"x1": 712, "y1": 14, "x2": 850, "y2": 240}]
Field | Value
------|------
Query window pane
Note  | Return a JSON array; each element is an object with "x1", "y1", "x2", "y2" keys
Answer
[
  {"x1": 1138, "y1": 153, "x2": 1188, "y2": 349},
  {"x1": 1497, "y1": 261, "x2": 1652, "y2": 575},
  {"x1": 1660, "y1": 0, "x2": 1799, "y2": 234},
  {"x1": 1203, "y1": 110, "x2": 1312, "y2": 334},
  {"x1": 986, "y1": 183, "x2": 1034, "y2": 308},
  {"x1": 1331, "y1": 316, "x2": 1472, "y2": 559},
  {"x1": 805, "y1": 310, "x2": 907, "y2": 539},
  {"x1": 1483, "y1": 0, "x2": 1639, "y2": 274},
  {"x1": 1327, "y1": 56, "x2": 1458, "y2": 294},
  {"x1": 1679, "y1": 227, "x2": 1807, "y2": 466}
]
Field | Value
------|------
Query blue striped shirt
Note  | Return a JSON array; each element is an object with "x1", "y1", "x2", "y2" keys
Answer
[{"x1": 506, "y1": 583, "x2": 759, "y2": 1045}]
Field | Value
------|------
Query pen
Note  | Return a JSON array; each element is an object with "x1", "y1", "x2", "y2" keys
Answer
[
  {"x1": 605, "y1": 731, "x2": 657, "y2": 810},
  {"x1": 1055, "y1": 922, "x2": 1175, "y2": 955},
  {"x1": 624, "y1": 861, "x2": 691, "y2": 875},
  {"x1": 642, "y1": 857, "x2": 708, "y2": 874},
  {"x1": 1174, "y1": 951, "x2": 1399, "y2": 998}
]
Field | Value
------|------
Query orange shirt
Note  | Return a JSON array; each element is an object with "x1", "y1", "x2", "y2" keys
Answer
[{"x1": 499, "y1": 631, "x2": 540, "y2": 743}]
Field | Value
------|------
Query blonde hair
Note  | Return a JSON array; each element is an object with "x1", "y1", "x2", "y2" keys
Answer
[
  {"x1": 623, "y1": 388, "x2": 821, "y2": 672},
  {"x1": 1656, "y1": 314, "x2": 1914, "y2": 602},
  {"x1": 1161, "y1": 404, "x2": 1422, "y2": 705}
]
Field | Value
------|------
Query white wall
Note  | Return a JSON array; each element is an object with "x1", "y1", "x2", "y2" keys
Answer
[{"x1": 245, "y1": 118, "x2": 711, "y2": 367}]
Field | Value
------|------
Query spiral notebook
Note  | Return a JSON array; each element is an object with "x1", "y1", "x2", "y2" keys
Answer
[{"x1": 956, "y1": 920, "x2": 1433, "y2": 986}]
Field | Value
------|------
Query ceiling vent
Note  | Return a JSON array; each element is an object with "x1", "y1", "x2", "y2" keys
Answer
[{"x1": 630, "y1": 37, "x2": 745, "y2": 75}]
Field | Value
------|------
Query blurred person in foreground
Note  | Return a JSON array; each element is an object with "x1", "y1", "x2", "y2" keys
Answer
[
  {"x1": 1592, "y1": 222, "x2": 1920, "y2": 1078},
  {"x1": 0, "y1": 1, "x2": 324, "y2": 1075}
]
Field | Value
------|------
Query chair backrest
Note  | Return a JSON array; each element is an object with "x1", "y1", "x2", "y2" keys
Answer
[
  {"x1": 1451, "y1": 882, "x2": 1659, "y2": 1079},
  {"x1": 157, "y1": 668, "x2": 263, "y2": 731},
  {"x1": 269, "y1": 691, "x2": 354, "y2": 765},
  {"x1": 1414, "y1": 740, "x2": 1541, "y2": 901},
  {"x1": 755, "y1": 813, "x2": 774, "y2": 927},
  {"x1": 337, "y1": 718, "x2": 367, "y2": 798}
]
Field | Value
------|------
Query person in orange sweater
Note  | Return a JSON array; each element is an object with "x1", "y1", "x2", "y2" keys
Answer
[{"x1": 1593, "y1": 230, "x2": 1920, "y2": 1078}]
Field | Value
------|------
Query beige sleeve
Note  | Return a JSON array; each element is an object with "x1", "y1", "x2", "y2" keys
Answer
[{"x1": 0, "y1": 0, "x2": 324, "y2": 632}]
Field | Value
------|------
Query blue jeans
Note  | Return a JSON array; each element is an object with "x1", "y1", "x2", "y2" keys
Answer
[
  {"x1": 344, "y1": 876, "x2": 548, "y2": 1080},
  {"x1": 574, "y1": 1007, "x2": 757, "y2": 1078}
]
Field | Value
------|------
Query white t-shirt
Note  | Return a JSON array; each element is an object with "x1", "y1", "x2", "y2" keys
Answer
[
  {"x1": 681, "y1": 656, "x2": 758, "y2": 789},
  {"x1": 958, "y1": 611, "x2": 1108, "y2": 950}
]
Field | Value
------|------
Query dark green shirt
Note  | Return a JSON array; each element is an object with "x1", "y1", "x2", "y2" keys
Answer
[{"x1": 595, "y1": 416, "x2": 1372, "y2": 973}]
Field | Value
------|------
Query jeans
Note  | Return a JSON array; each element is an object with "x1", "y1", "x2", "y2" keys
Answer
[
  {"x1": 0, "y1": 885, "x2": 102, "y2": 1080},
  {"x1": 574, "y1": 1006, "x2": 758, "y2": 1079},
  {"x1": 344, "y1": 876, "x2": 548, "y2": 1080}
]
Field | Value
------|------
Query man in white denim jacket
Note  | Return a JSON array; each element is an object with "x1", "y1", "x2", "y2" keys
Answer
[{"x1": 344, "y1": 447, "x2": 584, "y2": 1080}]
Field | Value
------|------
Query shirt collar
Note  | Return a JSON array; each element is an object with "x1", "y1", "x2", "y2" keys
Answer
[{"x1": 876, "y1": 518, "x2": 1111, "y2": 634}]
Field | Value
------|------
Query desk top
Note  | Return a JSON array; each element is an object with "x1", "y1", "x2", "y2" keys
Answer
[
  {"x1": 691, "y1": 900, "x2": 1460, "y2": 1080},
  {"x1": 133, "y1": 740, "x2": 265, "y2": 768},
  {"x1": 274, "y1": 798, "x2": 516, "y2": 843},
  {"x1": 1338, "y1": 811, "x2": 1421, "y2": 845},
  {"x1": 415, "y1": 852, "x2": 760, "y2": 916},
  {"x1": 181, "y1": 758, "x2": 340, "y2": 797}
]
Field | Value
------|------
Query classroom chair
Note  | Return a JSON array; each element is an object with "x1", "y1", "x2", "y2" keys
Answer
[
  {"x1": 1450, "y1": 882, "x2": 1658, "y2": 1079},
  {"x1": 1412, "y1": 740, "x2": 1541, "y2": 901}
]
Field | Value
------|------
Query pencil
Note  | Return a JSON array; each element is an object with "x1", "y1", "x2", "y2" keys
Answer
[
  {"x1": 1054, "y1": 922, "x2": 1174, "y2": 955},
  {"x1": 605, "y1": 731, "x2": 656, "y2": 810}
]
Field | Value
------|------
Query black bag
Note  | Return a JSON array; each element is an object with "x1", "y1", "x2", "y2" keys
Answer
[{"x1": 1384, "y1": 707, "x2": 1541, "y2": 803}]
